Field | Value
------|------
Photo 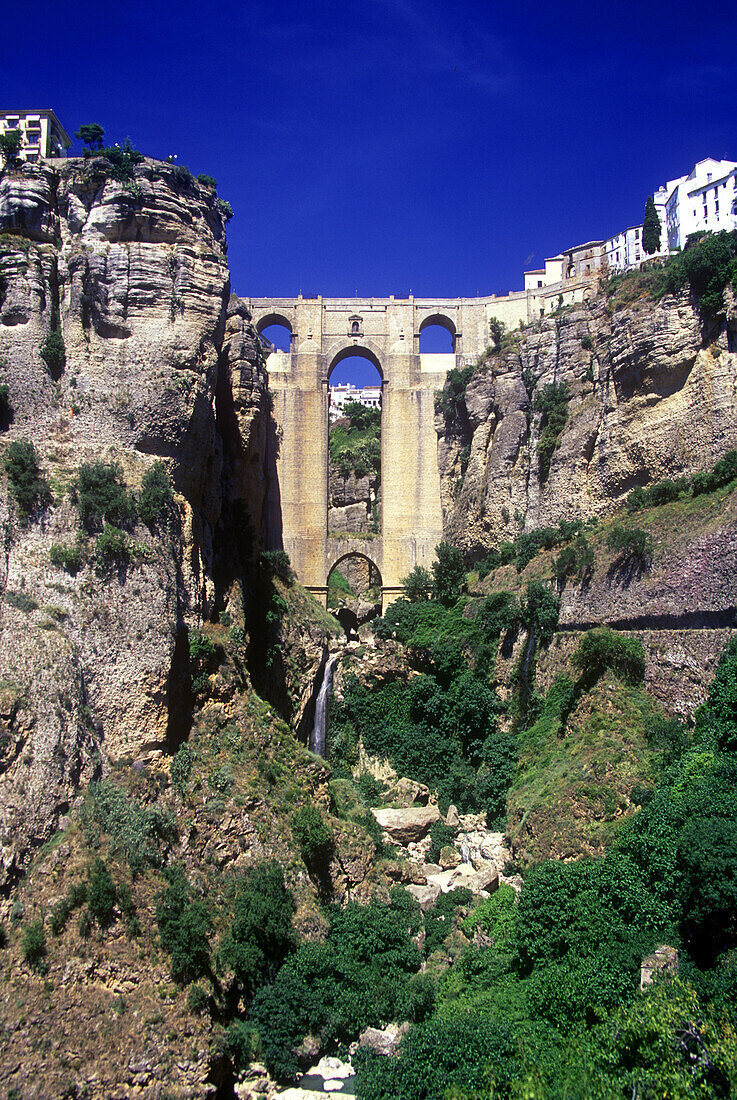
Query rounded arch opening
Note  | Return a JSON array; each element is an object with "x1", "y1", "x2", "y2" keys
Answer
[
  {"x1": 419, "y1": 314, "x2": 456, "y2": 353},
  {"x1": 327, "y1": 553, "x2": 383, "y2": 638},
  {"x1": 328, "y1": 349, "x2": 382, "y2": 540},
  {"x1": 256, "y1": 313, "x2": 293, "y2": 353}
]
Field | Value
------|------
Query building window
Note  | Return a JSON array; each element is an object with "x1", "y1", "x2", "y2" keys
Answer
[{"x1": 537, "y1": 280, "x2": 543, "y2": 288}]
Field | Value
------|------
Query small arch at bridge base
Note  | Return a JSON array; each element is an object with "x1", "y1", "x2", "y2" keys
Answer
[{"x1": 307, "y1": 584, "x2": 403, "y2": 616}]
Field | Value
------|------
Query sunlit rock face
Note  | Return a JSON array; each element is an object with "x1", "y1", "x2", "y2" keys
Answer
[{"x1": 0, "y1": 159, "x2": 268, "y2": 882}]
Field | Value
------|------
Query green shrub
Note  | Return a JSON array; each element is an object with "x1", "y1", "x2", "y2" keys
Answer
[
  {"x1": 435, "y1": 363, "x2": 476, "y2": 421},
  {"x1": 85, "y1": 780, "x2": 176, "y2": 874},
  {"x1": 0, "y1": 383, "x2": 11, "y2": 427},
  {"x1": 461, "y1": 882, "x2": 517, "y2": 944},
  {"x1": 72, "y1": 462, "x2": 135, "y2": 533},
  {"x1": 138, "y1": 462, "x2": 173, "y2": 528},
  {"x1": 291, "y1": 805, "x2": 333, "y2": 867},
  {"x1": 607, "y1": 524, "x2": 653, "y2": 568},
  {"x1": 95, "y1": 139, "x2": 144, "y2": 182},
  {"x1": 692, "y1": 449, "x2": 737, "y2": 496},
  {"x1": 428, "y1": 821, "x2": 457, "y2": 863},
  {"x1": 219, "y1": 861, "x2": 295, "y2": 997},
  {"x1": 4, "y1": 440, "x2": 51, "y2": 518},
  {"x1": 659, "y1": 229, "x2": 737, "y2": 317},
  {"x1": 22, "y1": 920, "x2": 46, "y2": 969},
  {"x1": 431, "y1": 542, "x2": 466, "y2": 606},
  {"x1": 196, "y1": 174, "x2": 217, "y2": 189},
  {"x1": 259, "y1": 549, "x2": 294, "y2": 584},
  {"x1": 50, "y1": 542, "x2": 83, "y2": 574},
  {"x1": 0, "y1": 129, "x2": 23, "y2": 166},
  {"x1": 554, "y1": 534, "x2": 594, "y2": 586},
  {"x1": 572, "y1": 627, "x2": 646, "y2": 685},
  {"x1": 4, "y1": 591, "x2": 38, "y2": 612},
  {"x1": 424, "y1": 887, "x2": 473, "y2": 954},
  {"x1": 522, "y1": 580, "x2": 560, "y2": 646},
  {"x1": 86, "y1": 859, "x2": 117, "y2": 927},
  {"x1": 187, "y1": 983, "x2": 209, "y2": 1014},
  {"x1": 156, "y1": 866, "x2": 212, "y2": 983},
  {"x1": 170, "y1": 743, "x2": 193, "y2": 796},
  {"x1": 534, "y1": 382, "x2": 570, "y2": 481},
  {"x1": 48, "y1": 899, "x2": 71, "y2": 936},
  {"x1": 477, "y1": 591, "x2": 520, "y2": 638},
  {"x1": 94, "y1": 524, "x2": 131, "y2": 569},
  {"x1": 216, "y1": 198, "x2": 234, "y2": 221},
  {"x1": 40, "y1": 329, "x2": 66, "y2": 379},
  {"x1": 402, "y1": 565, "x2": 433, "y2": 602}
]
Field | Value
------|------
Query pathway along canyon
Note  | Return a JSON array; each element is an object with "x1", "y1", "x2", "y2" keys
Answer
[{"x1": 0, "y1": 153, "x2": 736, "y2": 1097}]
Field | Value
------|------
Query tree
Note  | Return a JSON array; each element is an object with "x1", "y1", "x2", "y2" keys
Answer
[
  {"x1": 0, "y1": 129, "x2": 22, "y2": 167},
  {"x1": 431, "y1": 542, "x2": 466, "y2": 606},
  {"x1": 402, "y1": 565, "x2": 433, "y2": 602},
  {"x1": 642, "y1": 194, "x2": 661, "y2": 255},
  {"x1": 75, "y1": 123, "x2": 105, "y2": 151},
  {"x1": 4, "y1": 440, "x2": 51, "y2": 519}
]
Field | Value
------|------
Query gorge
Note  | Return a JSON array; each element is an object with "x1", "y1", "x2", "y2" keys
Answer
[{"x1": 1, "y1": 151, "x2": 737, "y2": 1098}]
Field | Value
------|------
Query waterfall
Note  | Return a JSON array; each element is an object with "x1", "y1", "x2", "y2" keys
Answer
[{"x1": 311, "y1": 655, "x2": 338, "y2": 757}]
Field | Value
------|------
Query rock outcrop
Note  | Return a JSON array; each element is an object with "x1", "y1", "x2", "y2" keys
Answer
[
  {"x1": 438, "y1": 292, "x2": 737, "y2": 554},
  {"x1": 0, "y1": 158, "x2": 269, "y2": 881}
]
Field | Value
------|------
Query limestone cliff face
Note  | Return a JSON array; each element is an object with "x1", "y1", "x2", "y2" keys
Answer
[
  {"x1": 438, "y1": 291, "x2": 737, "y2": 554},
  {"x1": 0, "y1": 159, "x2": 269, "y2": 883}
]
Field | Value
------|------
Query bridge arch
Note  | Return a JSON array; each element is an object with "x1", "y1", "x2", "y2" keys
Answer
[
  {"x1": 327, "y1": 550, "x2": 382, "y2": 588},
  {"x1": 256, "y1": 312, "x2": 294, "y2": 352},
  {"x1": 326, "y1": 340, "x2": 384, "y2": 381},
  {"x1": 418, "y1": 312, "x2": 457, "y2": 353}
]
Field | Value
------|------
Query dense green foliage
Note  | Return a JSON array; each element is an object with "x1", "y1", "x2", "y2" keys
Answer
[
  {"x1": 533, "y1": 382, "x2": 570, "y2": 481},
  {"x1": 329, "y1": 401, "x2": 381, "y2": 479},
  {"x1": 627, "y1": 450, "x2": 737, "y2": 512},
  {"x1": 0, "y1": 382, "x2": 11, "y2": 427},
  {"x1": 606, "y1": 524, "x2": 653, "y2": 568},
  {"x1": 75, "y1": 123, "x2": 105, "y2": 150},
  {"x1": 219, "y1": 862, "x2": 295, "y2": 998},
  {"x1": 40, "y1": 329, "x2": 66, "y2": 379},
  {"x1": 435, "y1": 363, "x2": 476, "y2": 421},
  {"x1": 72, "y1": 462, "x2": 135, "y2": 533},
  {"x1": 431, "y1": 541, "x2": 466, "y2": 605},
  {"x1": 94, "y1": 523, "x2": 132, "y2": 569},
  {"x1": 249, "y1": 890, "x2": 423, "y2": 1079},
  {"x1": 21, "y1": 920, "x2": 46, "y2": 969},
  {"x1": 402, "y1": 564, "x2": 433, "y2": 602},
  {"x1": 84, "y1": 781, "x2": 176, "y2": 874},
  {"x1": 4, "y1": 440, "x2": 51, "y2": 519},
  {"x1": 553, "y1": 533, "x2": 594, "y2": 586},
  {"x1": 291, "y1": 805, "x2": 333, "y2": 869},
  {"x1": 156, "y1": 865, "x2": 212, "y2": 983},
  {"x1": 475, "y1": 517, "x2": 596, "y2": 576},
  {"x1": 93, "y1": 139, "x2": 145, "y2": 182},
  {"x1": 50, "y1": 541, "x2": 83, "y2": 574},
  {"x1": 138, "y1": 461, "x2": 173, "y2": 527},
  {"x1": 642, "y1": 194, "x2": 661, "y2": 254},
  {"x1": 661, "y1": 229, "x2": 737, "y2": 317},
  {"x1": 0, "y1": 129, "x2": 22, "y2": 165},
  {"x1": 572, "y1": 627, "x2": 646, "y2": 685}
]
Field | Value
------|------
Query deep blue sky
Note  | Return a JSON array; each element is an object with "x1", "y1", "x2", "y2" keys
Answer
[{"x1": 4, "y1": 0, "x2": 737, "y2": 307}]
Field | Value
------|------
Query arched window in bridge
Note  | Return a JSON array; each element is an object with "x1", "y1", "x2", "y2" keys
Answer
[
  {"x1": 258, "y1": 321, "x2": 292, "y2": 352},
  {"x1": 419, "y1": 316, "x2": 455, "y2": 353},
  {"x1": 328, "y1": 554, "x2": 382, "y2": 638}
]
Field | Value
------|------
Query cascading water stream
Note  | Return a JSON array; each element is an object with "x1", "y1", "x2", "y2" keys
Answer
[{"x1": 311, "y1": 654, "x2": 338, "y2": 757}]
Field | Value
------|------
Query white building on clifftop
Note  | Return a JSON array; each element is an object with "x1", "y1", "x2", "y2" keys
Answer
[
  {"x1": 664, "y1": 157, "x2": 737, "y2": 250},
  {"x1": 0, "y1": 110, "x2": 71, "y2": 163}
]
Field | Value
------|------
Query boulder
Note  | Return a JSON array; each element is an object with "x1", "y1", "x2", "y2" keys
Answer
[
  {"x1": 393, "y1": 777, "x2": 430, "y2": 806},
  {"x1": 640, "y1": 945, "x2": 679, "y2": 990},
  {"x1": 371, "y1": 805, "x2": 440, "y2": 844},
  {"x1": 445, "y1": 804, "x2": 460, "y2": 827},
  {"x1": 406, "y1": 883, "x2": 441, "y2": 911},
  {"x1": 439, "y1": 845, "x2": 461, "y2": 869},
  {"x1": 470, "y1": 864, "x2": 500, "y2": 894},
  {"x1": 359, "y1": 1022, "x2": 410, "y2": 1057}
]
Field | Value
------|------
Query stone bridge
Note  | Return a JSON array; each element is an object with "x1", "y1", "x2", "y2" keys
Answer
[{"x1": 246, "y1": 291, "x2": 569, "y2": 609}]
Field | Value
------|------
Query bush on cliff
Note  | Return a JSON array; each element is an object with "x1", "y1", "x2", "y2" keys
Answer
[
  {"x1": 534, "y1": 382, "x2": 570, "y2": 482},
  {"x1": 4, "y1": 440, "x2": 51, "y2": 519},
  {"x1": 606, "y1": 524, "x2": 653, "y2": 569},
  {"x1": 0, "y1": 382, "x2": 12, "y2": 428},
  {"x1": 40, "y1": 329, "x2": 66, "y2": 380},
  {"x1": 219, "y1": 862, "x2": 295, "y2": 998},
  {"x1": 572, "y1": 627, "x2": 645, "y2": 686},
  {"x1": 156, "y1": 865, "x2": 212, "y2": 983},
  {"x1": 72, "y1": 462, "x2": 136, "y2": 533},
  {"x1": 138, "y1": 461, "x2": 173, "y2": 528}
]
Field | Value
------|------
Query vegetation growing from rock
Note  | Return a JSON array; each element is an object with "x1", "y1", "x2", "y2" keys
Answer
[
  {"x1": 329, "y1": 400, "x2": 381, "y2": 479},
  {"x1": 72, "y1": 462, "x2": 135, "y2": 533},
  {"x1": 642, "y1": 193, "x2": 661, "y2": 254},
  {"x1": 533, "y1": 381, "x2": 570, "y2": 481},
  {"x1": 137, "y1": 461, "x2": 173, "y2": 528},
  {"x1": 4, "y1": 440, "x2": 51, "y2": 519}
]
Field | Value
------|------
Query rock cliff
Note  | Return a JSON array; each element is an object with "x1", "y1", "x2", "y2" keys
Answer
[
  {"x1": 0, "y1": 158, "x2": 271, "y2": 884},
  {"x1": 438, "y1": 291, "x2": 737, "y2": 553}
]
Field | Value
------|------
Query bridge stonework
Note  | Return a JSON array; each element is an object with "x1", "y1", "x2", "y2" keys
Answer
[{"x1": 246, "y1": 293, "x2": 551, "y2": 609}]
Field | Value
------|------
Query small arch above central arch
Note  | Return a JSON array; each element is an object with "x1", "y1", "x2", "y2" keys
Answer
[{"x1": 256, "y1": 312, "x2": 293, "y2": 353}]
